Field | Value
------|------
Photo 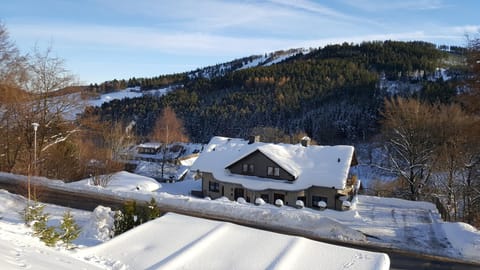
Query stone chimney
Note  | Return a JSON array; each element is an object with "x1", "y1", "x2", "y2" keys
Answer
[
  {"x1": 300, "y1": 136, "x2": 311, "y2": 147},
  {"x1": 248, "y1": 135, "x2": 260, "y2": 144}
]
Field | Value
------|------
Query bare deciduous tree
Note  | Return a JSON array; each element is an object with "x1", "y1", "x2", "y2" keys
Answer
[
  {"x1": 382, "y1": 96, "x2": 480, "y2": 226},
  {"x1": 0, "y1": 23, "x2": 29, "y2": 172},
  {"x1": 150, "y1": 106, "x2": 189, "y2": 180},
  {"x1": 381, "y1": 97, "x2": 438, "y2": 201},
  {"x1": 1, "y1": 23, "x2": 81, "y2": 180}
]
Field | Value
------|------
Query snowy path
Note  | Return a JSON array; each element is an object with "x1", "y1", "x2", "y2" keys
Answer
[{"x1": 351, "y1": 196, "x2": 457, "y2": 257}]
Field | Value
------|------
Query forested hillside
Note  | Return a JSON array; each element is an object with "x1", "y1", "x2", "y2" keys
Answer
[{"x1": 89, "y1": 41, "x2": 456, "y2": 144}]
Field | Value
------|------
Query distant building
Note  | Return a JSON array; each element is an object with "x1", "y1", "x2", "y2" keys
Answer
[
  {"x1": 191, "y1": 136, "x2": 359, "y2": 210},
  {"x1": 137, "y1": 142, "x2": 163, "y2": 155}
]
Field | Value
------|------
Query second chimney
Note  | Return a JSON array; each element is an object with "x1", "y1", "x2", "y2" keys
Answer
[
  {"x1": 300, "y1": 136, "x2": 311, "y2": 147},
  {"x1": 248, "y1": 135, "x2": 260, "y2": 144}
]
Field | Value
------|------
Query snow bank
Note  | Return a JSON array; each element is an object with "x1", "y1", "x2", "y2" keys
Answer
[
  {"x1": 79, "y1": 206, "x2": 115, "y2": 245},
  {"x1": 105, "y1": 171, "x2": 160, "y2": 192},
  {"x1": 81, "y1": 213, "x2": 390, "y2": 270},
  {"x1": 442, "y1": 222, "x2": 480, "y2": 261},
  {"x1": 70, "y1": 171, "x2": 161, "y2": 192}
]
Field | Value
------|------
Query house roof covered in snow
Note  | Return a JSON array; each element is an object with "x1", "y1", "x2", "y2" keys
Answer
[
  {"x1": 137, "y1": 142, "x2": 163, "y2": 149},
  {"x1": 191, "y1": 136, "x2": 355, "y2": 191}
]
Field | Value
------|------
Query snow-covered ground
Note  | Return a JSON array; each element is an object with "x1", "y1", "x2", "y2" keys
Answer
[
  {"x1": 0, "y1": 189, "x2": 389, "y2": 269},
  {"x1": 69, "y1": 171, "x2": 480, "y2": 262},
  {"x1": 1, "y1": 169, "x2": 479, "y2": 269},
  {"x1": 88, "y1": 87, "x2": 172, "y2": 107}
]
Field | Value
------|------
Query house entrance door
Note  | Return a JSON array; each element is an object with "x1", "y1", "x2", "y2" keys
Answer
[{"x1": 234, "y1": 188, "x2": 244, "y2": 200}]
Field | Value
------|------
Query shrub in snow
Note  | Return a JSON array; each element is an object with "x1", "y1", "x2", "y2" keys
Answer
[
  {"x1": 342, "y1": 201, "x2": 352, "y2": 211},
  {"x1": 22, "y1": 202, "x2": 81, "y2": 247},
  {"x1": 39, "y1": 226, "x2": 60, "y2": 247},
  {"x1": 114, "y1": 198, "x2": 163, "y2": 236},
  {"x1": 21, "y1": 201, "x2": 46, "y2": 227},
  {"x1": 254, "y1": 198, "x2": 266, "y2": 206},
  {"x1": 275, "y1": 199, "x2": 284, "y2": 207},
  {"x1": 237, "y1": 197, "x2": 247, "y2": 204},
  {"x1": 204, "y1": 196, "x2": 212, "y2": 200},
  {"x1": 146, "y1": 198, "x2": 161, "y2": 220},
  {"x1": 22, "y1": 202, "x2": 59, "y2": 246},
  {"x1": 59, "y1": 211, "x2": 81, "y2": 249},
  {"x1": 295, "y1": 200, "x2": 304, "y2": 209},
  {"x1": 317, "y1": 201, "x2": 327, "y2": 210}
]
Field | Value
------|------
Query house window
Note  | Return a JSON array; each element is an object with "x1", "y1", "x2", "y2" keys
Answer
[
  {"x1": 242, "y1": 164, "x2": 255, "y2": 174},
  {"x1": 312, "y1": 196, "x2": 328, "y2": 208},
  {"x1": 209, "y1": 181, "x2": 220, "y2": 192},
  {"x1": 267, "y1": 166, "x2": 280, "y2": 177},
  {"x1": 260, "y1": 194, "x2": 269, "y2": 203}
]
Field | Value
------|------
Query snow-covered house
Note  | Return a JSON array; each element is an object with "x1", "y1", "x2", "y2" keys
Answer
[
  {"x1": 137, "y1": 142, "x2": 163, "y2": 155},
  {"x1": 191, "y1": 136, "x2": 359, "y2": 210}
]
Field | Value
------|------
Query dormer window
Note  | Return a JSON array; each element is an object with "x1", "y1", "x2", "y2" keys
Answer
[
  {"x1": 242, "y1": 164, "x2": 254, "y2": 174},
  {"x1": 267, "y1": 166, "x2": 280, "y2": 177}
]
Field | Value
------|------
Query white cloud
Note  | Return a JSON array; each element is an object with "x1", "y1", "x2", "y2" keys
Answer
[
  {"x1": 9, "y1": 23, "x2": 294, "y2": 56},
  {"x1": 11, "y1": 20, "x2": 474, "y2": 62},
  {"x1": 267, "y1": 0, "x2": 352, "y2": 20},
  {"x1": 450, "y1": 25, "x2": 480, "y2": 35},
  {"x1": 99, "y1": 0, "x2": 379, "y2": 35},
  {"x1": 341, "y1": 0, "x2": 445, "y2": 11}
]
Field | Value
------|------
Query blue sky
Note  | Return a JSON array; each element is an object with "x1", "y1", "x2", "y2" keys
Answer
[{"x1": 1, "y1": 0, "x2": 479, "y2": 84}]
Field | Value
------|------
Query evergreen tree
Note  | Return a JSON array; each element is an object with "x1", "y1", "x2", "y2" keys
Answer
[
  {"x1": 146, "y1": 198, "x2": 161, "y2": 220},
  {"x1": 22, "y1": 202, "x2": 45, "y2": 227},
  {"x1": 59, "y1": 211, "x2": 81, "y2": 249},
  {"x1": 113, "y1": 199, "x2": 163, "y2": 236}
]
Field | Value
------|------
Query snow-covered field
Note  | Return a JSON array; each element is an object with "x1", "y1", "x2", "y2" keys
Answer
[{"x1": 88, "y1": 87, "x2": 172, "y2": 107}]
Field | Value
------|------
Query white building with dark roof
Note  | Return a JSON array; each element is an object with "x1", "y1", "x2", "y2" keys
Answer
[{"x1": 191, "y1": 136, "x2": 359, "y2": 210}]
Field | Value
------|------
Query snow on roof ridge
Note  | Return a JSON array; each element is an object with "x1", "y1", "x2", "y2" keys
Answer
[
  {"x1": 256, "y1": 144, "x2": 301, "y2": 178},
  {"x1": 192, "y1": 136, "x2": 355, "y2": 190},
  {"x1": 138, "y1": 142, "x2": 162, "y2": 148}
]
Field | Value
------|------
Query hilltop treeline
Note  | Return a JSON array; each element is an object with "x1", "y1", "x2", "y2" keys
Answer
[{"x1": 91, "y1": 41, "x2": 454, "y2": 144}]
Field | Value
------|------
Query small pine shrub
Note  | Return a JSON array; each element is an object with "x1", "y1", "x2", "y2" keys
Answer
[
  {"x1": 113, "y1": 198, "x2": 162, "y2": 236},
  {"x1": 22, "y1": 202, "x2": 46, "y2": 227},
  {"x1": 32, "y1": 210, "x2": 49, "y2": 237},
  {"x1": 40, "y1": 226, "x2": 60, "y2": 247},
  {"x1": 146, "y1": 198, "x2": 161, "y2": 220},
  {"x1": 59, "y1": 211, "x2": 81, "y2": 249},
  {"x1": 21, "y1": 202, "x2": 80, "y2": 248}
]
